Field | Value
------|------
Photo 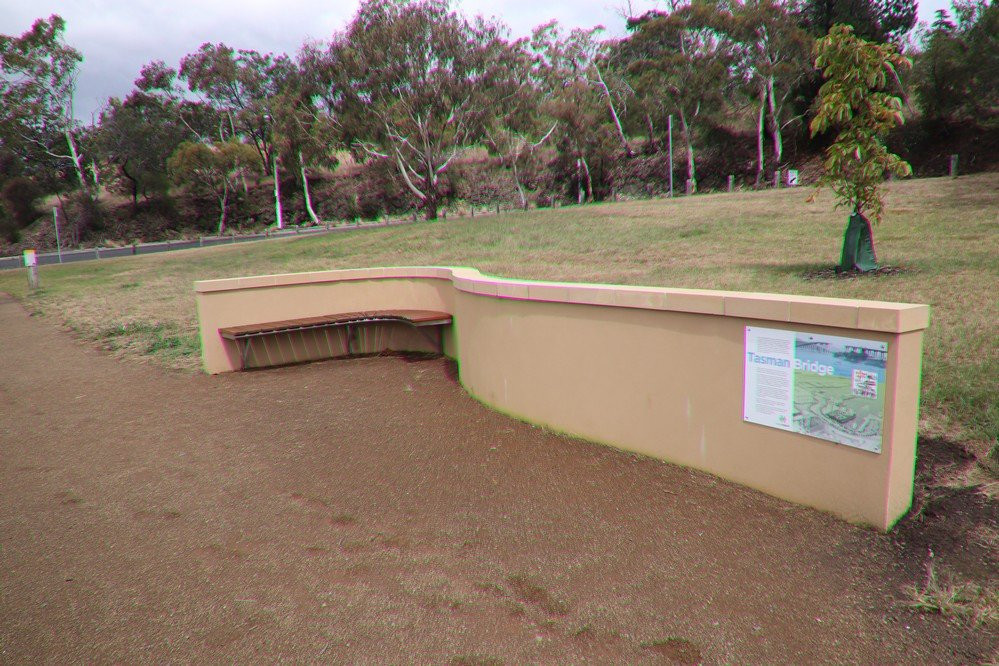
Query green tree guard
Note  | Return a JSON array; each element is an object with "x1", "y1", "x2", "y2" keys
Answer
[{"x1": 839, "y1": 213, "x2": 878, "y2": 272}]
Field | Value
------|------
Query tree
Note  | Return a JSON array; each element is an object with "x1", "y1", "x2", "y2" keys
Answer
[
  {"x1": 133, "y1": 60, "x2": 222, "y2": 143},
  {"x1": 0, "y1": 15, "x2": 91, "y2": 198},
  {"x1": 912, "y1": 1, "x2": 999, "y2": 122},
  {"x1": 179, "y1": 44, "x2": 294, "y2": 171},
  {"x1": 527, "y1": 22, "x2": 623, "y2": 204},
  {"x1": 265, "y1": 64, "x2": 340, "y2": 225},
  {"x1": 168, "y1": 141, "x2": 260, "y2": 234},
  {"x1": 622, "y1": 2, "x2": 736, "y2": 193},
  {"x1": 802, "y1": 0, "x2": 917, "y2": 43},
  {"x1": 810, "y1": 24, "x2": 911, "y2": 271},
  {"x1": 326, "y1": 0, "x2": 513, "y2": 220},
  {"x1": 730, "y1": 0, "x2": 813, "y2": 185},
  {"x1": 95, "y1": 92, "x2": 190, "y2": 204}
]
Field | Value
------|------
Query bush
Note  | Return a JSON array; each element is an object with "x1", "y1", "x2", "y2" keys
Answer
[{"x1": 1, "y1": 177, "x2": 43, "y2": 228}]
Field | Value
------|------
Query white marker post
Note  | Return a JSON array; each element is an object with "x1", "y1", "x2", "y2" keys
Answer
[
  {"x1": 52, "y1": 207, "x2": 63, "y2": 263},
  {"x1": 23, "y1": 249, "x2": 39, "y2": 290}
]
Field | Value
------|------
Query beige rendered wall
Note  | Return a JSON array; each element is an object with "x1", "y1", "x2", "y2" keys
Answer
[{"x1": 195, "y1": 267, "x2": 928, "y2": 529}]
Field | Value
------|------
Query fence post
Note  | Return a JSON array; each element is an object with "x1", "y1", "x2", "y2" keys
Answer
[
  {"x1": 773, "y1": 170, "x2": 781, "y2": 189},
  {"x1": 728, "y1": 175, "x2": 735, "y2": 193},
  {"x1": 950, "y1": 154, "x2": 959, "y2": 178}
]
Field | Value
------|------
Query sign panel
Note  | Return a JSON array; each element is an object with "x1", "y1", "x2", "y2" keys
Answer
[
  {"x1": 22, "y1": 249, "x2": 37, "y2": 267},
  {"x1": 786, "y1": 169, "x2": 799, "y2": 186},
  {"x1": 745, "y1": 327, "x2": 887, "y2": 453}
]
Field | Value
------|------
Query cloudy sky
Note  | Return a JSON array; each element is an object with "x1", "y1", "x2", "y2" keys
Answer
[{"x1": 2, "y1": 0, "x2": 950, "y2": 121}]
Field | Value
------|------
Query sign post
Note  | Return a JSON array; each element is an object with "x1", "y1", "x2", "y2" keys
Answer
[
  {"x1": 667, "y1": 114, "x2": 674, "y2": 198},
  {"x1": 52, "y1": 207, "x2": 63, "y2": 263},
  {"x1": 23, "y1": 249, "x2": 39, "y2": 290}
]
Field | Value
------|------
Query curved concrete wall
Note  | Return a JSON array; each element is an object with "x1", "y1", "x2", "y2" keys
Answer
[{"x1": 196, "y1": 267, "x2": 928, "y2": 529}]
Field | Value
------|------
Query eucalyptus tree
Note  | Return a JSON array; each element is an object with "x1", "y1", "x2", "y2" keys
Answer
[
  {"x1": 801, "y1": 0, "x2": 917, "y2": 43},
  {"x1": 179, "y1": 44, "x2": 297, "y2": 226},
  {"x1": 179, "y1": 44, "x2": 296, "y2": 171},
  {"x1": 527, "y1": 21, "x2": 629, "y2": 203},
  {"x1": 477, "y1": 34, "x2": 555, "y2": 208},
  {"x1": 168, "y1": 140, "x2": 260, "y2": 235},
  {"x1": 133, "y1": 60, "x2": 223, "y2": 142},
  {"x1": 730, "y1": 0, "x2": 812, "y2": 184},
  {"x1": 266, "y1": 65, "x2": 340, "y2": 225},
  {"x1": 622, "y1": 2, "x2": 737, "y2": 193},
  {"x1": 95, "y1": 92, "x2": 191, "y2": 204},
  {"x1": 322, "y1": 0, "x2": 515, "y2": 220},
  {"x1": 912, "y1": 1, "x2": 999, "y2": 122},
  {"x1": 0, "y1": 15, "x2": 91, "y2": 197}
]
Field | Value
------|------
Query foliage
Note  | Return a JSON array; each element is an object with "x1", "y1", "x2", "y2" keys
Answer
[
  {"x1": 322, "y1": 0, "x2": 515, "y2": 219},
  {"x1": 801, "y1": 0, "x2": 917, "y2": 42},
  {"x1": 179, "y1": 43, "x2": 294, "y2": 170},
  {"x1": 912, "y1": 1, "x2": 999, "y2": 122},
  {"x1": 810, "y1": 24, "x2": 911, "y2": 222},
  {"x1": 1, "y1": 177, "x2": 42, "y2": 228},
  {"x1": 728, "y1": 0, "x2": 814, "y2": 182},
  {"x1": 96, "y1": 93, "x2": 190, "y2": 203},
  {"x1": 0, "y1": 15, "x2": 90, "y2": 195},
  {"x1": 167, "y1": 141, "x2": 260, "y2": 234},
  {"x1": 621, "y1": 1, "x2": 737, "y2": 192}
]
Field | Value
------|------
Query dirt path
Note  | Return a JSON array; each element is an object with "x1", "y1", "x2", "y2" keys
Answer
[{"x1": 0, "y1": 294, "x2": 990, "y2": 663}]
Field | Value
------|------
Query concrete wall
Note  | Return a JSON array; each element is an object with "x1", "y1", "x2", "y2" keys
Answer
[{"x1": 195, "y1": 267, "x2": 929, "y2": 529}]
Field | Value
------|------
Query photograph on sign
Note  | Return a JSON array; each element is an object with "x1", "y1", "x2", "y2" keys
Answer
[{"x1": 745, "y1": 327, "x2": 887, "y2": 453}]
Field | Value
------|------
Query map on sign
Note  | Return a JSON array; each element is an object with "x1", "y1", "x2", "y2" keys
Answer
[{"x1": 744, "y1": 327, "x2": 887, "y2": 453}]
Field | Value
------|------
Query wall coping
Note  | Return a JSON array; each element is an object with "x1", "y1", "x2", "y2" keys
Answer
[{"x1": 194, "y1": 266, "x2": 930, "y2": 333}]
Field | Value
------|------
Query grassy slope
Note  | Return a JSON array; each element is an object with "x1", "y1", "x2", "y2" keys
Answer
[{"x1": 1, "y1": 173, "x2": 996, "y2": 448}]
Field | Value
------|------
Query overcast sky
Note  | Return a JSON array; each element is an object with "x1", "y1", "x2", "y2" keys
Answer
[{"x1": 1, "y1": 0, "x2": 950, "y2": 121}]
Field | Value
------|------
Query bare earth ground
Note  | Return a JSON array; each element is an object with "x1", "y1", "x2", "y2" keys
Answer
[{"x1": 0, "y1": 294, "x2": 994, "y2": 664}]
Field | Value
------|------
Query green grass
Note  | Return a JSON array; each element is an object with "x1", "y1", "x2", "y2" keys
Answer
[{"x1": 1, "y1": 173, "x2": 996, "y2": 446}]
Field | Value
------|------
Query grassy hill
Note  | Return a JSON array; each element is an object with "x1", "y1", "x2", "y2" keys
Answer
[{"x1": 1, "y1": 173, "x2": 996, "y2": 452}]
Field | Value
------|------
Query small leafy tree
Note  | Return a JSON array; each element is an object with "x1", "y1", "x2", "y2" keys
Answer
[
  {"x1": 810, "y1": 24, "x2": 911, "y2": 271},
  {"x1": 168, "y1": 141, "x2": 259, "y2": 235}
]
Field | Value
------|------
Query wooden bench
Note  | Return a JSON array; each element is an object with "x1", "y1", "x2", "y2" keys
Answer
[{"x1": 219, "y1": 309, "x2": 452, "y2": 370}]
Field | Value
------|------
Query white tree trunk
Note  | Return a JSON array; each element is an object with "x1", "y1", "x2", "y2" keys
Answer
[
  {"x1": 300, "y1": 151, "x2": 320, "y2": 225},
  {"x1": 766, "y1": 76, "x2": 783, "y2": 165},
  {"x1": 512, "y1": 160, "x2": 527, "y2": 209},
  {"x1": 273, "y1": 157, "x2": 283, "y2": 229},
  {"x1": 580, "y1": 155, "x2": 594, "y2": 203},
  {"x1": 65, "y1": 129, "x2": 91, "y2": 197},
  {"x1": 756, "y1": 87, "x2": 767, "y2": 187},
  {"x1": 593, "y1": 63, "x2": 632, "y2": 157},
  {"x1": 218, "y1": 182, "x2": 229, "y2": 236},
  {"x1": 679, "y1": 111, "x2": 696, "y2": 193}
]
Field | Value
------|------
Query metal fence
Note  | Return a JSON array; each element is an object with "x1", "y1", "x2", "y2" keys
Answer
[{"x1": 0, "y1": 220, "x2": 414, "y2": 271}]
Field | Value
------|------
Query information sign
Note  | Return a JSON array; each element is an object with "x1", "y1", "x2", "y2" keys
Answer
[{"x1": 744, "y1": 326, "x2": 887, "y2": 453}]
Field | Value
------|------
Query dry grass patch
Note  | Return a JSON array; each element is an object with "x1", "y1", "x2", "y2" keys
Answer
[{"x1": 906, "y1": 564, "x2": 999, "y2": 627}]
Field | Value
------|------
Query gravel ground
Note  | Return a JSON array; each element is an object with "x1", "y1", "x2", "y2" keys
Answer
[{"x1": 0, "y1": 294, "x2": 992, "y2": 663}]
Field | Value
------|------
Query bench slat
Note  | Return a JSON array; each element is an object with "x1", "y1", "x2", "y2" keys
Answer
[{"x1": 218, "y1": 309, "x2": 452, "y2": 340}]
